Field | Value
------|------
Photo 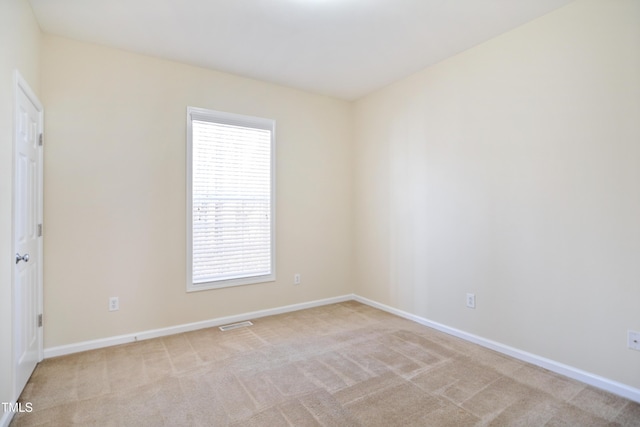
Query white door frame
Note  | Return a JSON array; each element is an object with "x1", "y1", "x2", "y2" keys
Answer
[{"x1": 13, "y1": 70, "x2": 44, "y2": 400}]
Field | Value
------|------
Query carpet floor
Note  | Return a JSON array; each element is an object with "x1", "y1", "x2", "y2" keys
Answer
[{"x1": 11, "y1": 301, "x2": 640, "y2": 426}]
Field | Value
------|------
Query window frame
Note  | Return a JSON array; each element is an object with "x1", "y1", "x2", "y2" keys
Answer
[{"x1": 186, "y1": 106, "x2": 276, "y2": 292}]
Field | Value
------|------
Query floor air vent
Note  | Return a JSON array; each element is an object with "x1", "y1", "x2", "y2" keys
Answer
[{"x1": 219, "y1": 321, "x2": 253, "y2": 331}]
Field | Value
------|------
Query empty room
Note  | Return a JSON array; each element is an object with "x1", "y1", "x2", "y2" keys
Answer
[{"x1": 1, "y1": 0, "x2": 639, "y2": 425}]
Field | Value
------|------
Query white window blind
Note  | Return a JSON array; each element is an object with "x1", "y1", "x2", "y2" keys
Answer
[{"x1": 187, "y1": 107, "x2": 275, "y2": 291}]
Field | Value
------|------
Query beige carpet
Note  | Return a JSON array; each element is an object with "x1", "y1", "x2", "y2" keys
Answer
[{"x1": 11, "y1": 301, "x2": 640, "y2": 426}]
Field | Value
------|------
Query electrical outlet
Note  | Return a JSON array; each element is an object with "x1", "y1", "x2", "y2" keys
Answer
[
  {"x1": 628, "y1": 330, "x2": 640, "y2": 351},
  {"x1": 294, "y1": 274, "x2": 301, "y2": 285},
  {"x1": 466, "y1": 293, "x2": 476, "y2": 309},
  {"x1": 109, "y1": 297, "x2": 119, "y2": 312}
]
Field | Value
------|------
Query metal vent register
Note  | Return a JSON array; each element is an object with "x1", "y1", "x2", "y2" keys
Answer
[{"x1": 218, "y1": 321, "x2": 253, "y2": 332}]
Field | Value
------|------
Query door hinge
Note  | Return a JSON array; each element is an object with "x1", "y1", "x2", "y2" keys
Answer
[
  {"x1": 37, "y1": 314, "x2": 42, "y2": 327},
  {"x1": 37, "y1": 223, "x2": 42, "y2": 237},
  {"x1": 38, "y1": 133, "x2": 43, "y2": 146}
]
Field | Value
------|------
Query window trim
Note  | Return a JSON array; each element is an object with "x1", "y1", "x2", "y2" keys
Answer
[{"x1": 186, "y1": 106, "x2": 276, "y2": 292}]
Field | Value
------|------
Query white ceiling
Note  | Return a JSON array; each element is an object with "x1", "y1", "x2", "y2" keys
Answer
[{"x1": 28, "y1": 0, "x2": 574, "y2": 100}]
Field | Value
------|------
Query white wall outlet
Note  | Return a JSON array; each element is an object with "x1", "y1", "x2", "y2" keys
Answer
[
  {"x1": 466, "y1": 293, "x2": 476, "y2": 309},
  {"x1": 294, "y1": 274, "x2": 301, "y2": 285},
  {"x1": 109, "y1": 297, "x2": 119, "y2": 312},
  {"x1": 628, "y1": 330, "x2": 640, "y2": 351}
]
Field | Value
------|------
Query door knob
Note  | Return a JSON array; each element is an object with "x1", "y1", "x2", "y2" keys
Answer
[{"x1": 16, "y1": 253, "x2": 30, "y2": 264}]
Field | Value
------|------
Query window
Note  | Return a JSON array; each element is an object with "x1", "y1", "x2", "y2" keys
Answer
[{"x1": 187, "y1": 107, "x2": 275, "y2": 291}]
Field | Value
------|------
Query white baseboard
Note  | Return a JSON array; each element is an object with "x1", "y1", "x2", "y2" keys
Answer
[
  {"x1": 42, "y1": 293, "x2": 640, "y2": 404},
  {"x1": 1, "y1": 410, "x2": 14, "y2": 427},
  {"x1": 44, "y1": 294, "x2": 352, "y2": 358},
  {"x1": 353, "y1": 294, "x2": 640, "y2": 404}
]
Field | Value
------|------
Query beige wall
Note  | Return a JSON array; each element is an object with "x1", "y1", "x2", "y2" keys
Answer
[
  {"x1": 41, "y1": 35, "x2": 354, "y2": 348},
  {"x1": 0, "y1": 0, "x2": 41, "y2": 405},
  {"x1": 354, "y1": 0, "x2": 640, "y2": 389}
]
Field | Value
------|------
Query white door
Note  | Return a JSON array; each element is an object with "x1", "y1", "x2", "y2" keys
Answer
[{"x1": 14, "y1": 72, "x2": 43, "y2": 397}]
